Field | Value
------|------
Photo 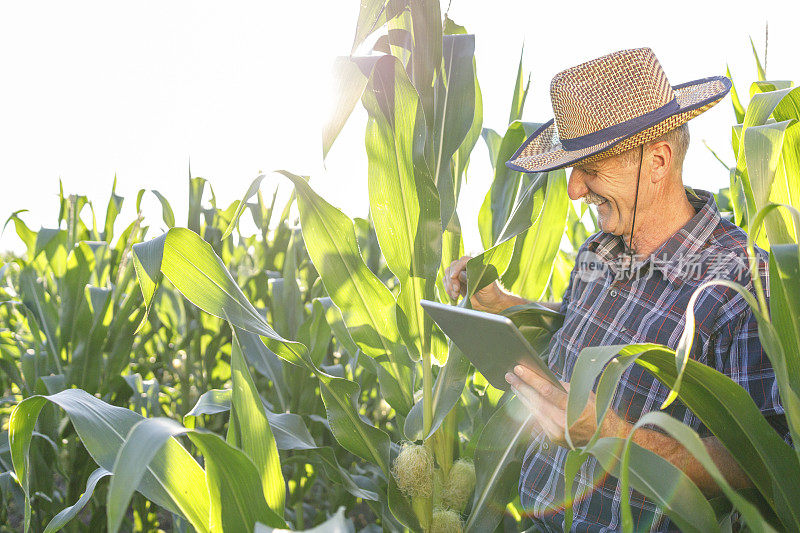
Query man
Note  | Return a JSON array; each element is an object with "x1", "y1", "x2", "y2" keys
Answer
[{"x1": 443, "y1": 48, "x2": 786, "y2": 531}]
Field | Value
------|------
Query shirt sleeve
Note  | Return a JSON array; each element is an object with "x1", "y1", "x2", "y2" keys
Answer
[{"x1": 711, "y1": 259, "x2": 789, "y2": 442}]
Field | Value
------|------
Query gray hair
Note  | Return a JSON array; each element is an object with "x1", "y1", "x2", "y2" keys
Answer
[{"x1": 620, "y1": 122, "x2": 690, "y2": 171}]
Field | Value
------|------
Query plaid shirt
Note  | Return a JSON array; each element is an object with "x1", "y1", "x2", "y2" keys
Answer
[{"x1": 519, "y1": 189, "x2": 785, "y2": 532}]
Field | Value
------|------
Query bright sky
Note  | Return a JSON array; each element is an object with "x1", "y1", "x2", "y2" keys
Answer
[{"x1": 0, "y1": 0, "x2": 795, "y2": 254}]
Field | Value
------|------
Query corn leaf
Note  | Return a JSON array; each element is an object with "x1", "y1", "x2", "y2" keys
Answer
[
  {"x1": 106, "y1": 417, "x2": 285, "y2": 533},
  {"x1": 351, "y1": 0, "x2": 408, "y2": 54},
  {"x1": 403, "y1": 343, "x2": 470, "y2": 440},
  {"x1": 744, "y1": 120, "x2": 794, "y2": 244},
  {"x1": 279, "y1": 169, "x2": 414, "y2": 411},
  {"x1": 466, "y1": 171, "x2": 548, "y2": 299},
  {"x1": 131, "y1": 226, "x2": 306, "y2": 366},
  {"x1": 508, "y1": 45, "x2": 530, "y2": 124},
  {"x1": 323, "y1": 57, "x2": 381, "y2": 159},
  {"x1": 229, "y1": 326, "x2": 286, "y2": 517},
  {"x1": 569, "y1": 343, "x2": 800, "y2": 530},
  {"x1": 589, "y1": 437, "x2": 717, "y2": 533},
  {"x1": 465, "y1": 396, "x2": 535, "y2": 532},
  {"x1": 479, "y1": 121, "x2": 543, "y2": 244},
  {"x1": 502, "y1": 169, "x2": 569, "y2": 299},
  {"x1": 43, "y1": 467, "x2": 111, "y2": 533},
  {"x1": 150, "y1": 190, "x2": 175, "y2": 229},
  {"x1": 452, "y1": 65, "x2": 483, "y2": 196},
  {"x1": 362, "y1": 54, "x2": 441, "y2": 361},
  {"x1": 9, "y1": 390, "x2": 210, "y2": 533},
  {"x1": 433, "y1": 34, "x2": 476, "y2": 228},
  {"x1": 618, "y1": 411, "x2": 777, "y2": 533}
]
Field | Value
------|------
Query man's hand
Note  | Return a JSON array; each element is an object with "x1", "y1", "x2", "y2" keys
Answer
[
  {"x1": 505, "y1": 364, "x2": 623, "y2": 447},
  {"x1": 443, "y1": 255, "x2": 507, "y2": 313},
  {"x1": 506, "y1": 365, "x2": 752, "y2": 497}
]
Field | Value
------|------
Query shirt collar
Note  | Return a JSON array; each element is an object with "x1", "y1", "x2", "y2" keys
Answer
[{"x1": 586, "y1": 188, "x2": 721, "y2": 286}]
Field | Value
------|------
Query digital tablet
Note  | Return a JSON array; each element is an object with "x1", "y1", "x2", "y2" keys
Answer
[{"x1": 420, "y1": 299, "x2": 565, "y2": 392}]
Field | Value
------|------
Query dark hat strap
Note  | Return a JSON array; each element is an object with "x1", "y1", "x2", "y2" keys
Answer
[{"x1": 626, "y1": 144, "x2": 644, "y2": 273}]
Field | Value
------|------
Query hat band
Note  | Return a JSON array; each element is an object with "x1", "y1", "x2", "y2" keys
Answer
[{"x1": 560, "y1": 98, "x2": 681, "y2": 151}]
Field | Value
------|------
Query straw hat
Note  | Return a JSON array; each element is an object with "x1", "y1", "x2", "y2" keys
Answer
[{"x1": 505, "y1": 47, "x2": 731, "y2": 173}]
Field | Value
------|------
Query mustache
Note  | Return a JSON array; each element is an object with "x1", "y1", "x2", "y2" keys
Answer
[{"x1": 583, "y1": 191, "x2": 607, "y2": 205}]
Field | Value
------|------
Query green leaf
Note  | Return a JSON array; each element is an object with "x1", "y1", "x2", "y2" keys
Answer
[
  {"x1": 589, "y1": 437, "x2": 716, "y2": 533},
  {"x1": 319, "y1": 297, "x2": 359, "y2": 358},
  {"x1": 351, "y1": 0, "x2": 408, "y2": 54},
  {"x1": 750, "y1": 36, "x2": 767, "y2": 81},
  {"x1": 726, "y1": 66, "x2": 745, "y2": 124},
  {"x1": 502, "y1": 169, "x2": 569, "y2": 299},
  {"x1": 563, "y1": 449, "x2": 588, "y2": 532},
  {"x1": 43, "y1": 467, "x2": 112, "y2": 533},
  {"x1": 279, "y1": 170, "x2": 413, "y2": 409},
  {"x1": 480, "y1": 128, "x2": 502, "y2": 170},
  {"x1": 58, "y1": 242, "x2": 95, "y2": 354},
  {"x1": 404, "y1": 344, "x2": 470, "y2": 441},
  {"x1": 184, "y1": 388, "x2": 232, "y2": 426},
  {"x1": 744, "y1": 120, "x2": 795, "y2": 244},
  {"x1": 465, "y1": 396, "x2": 535, "y2": 532},
  {"x1": 183, "y1": 388, "x2": 320, "y2": 452},
  {"x1": 481, "y1": 121, "x2": 543, "y2": 243},
  {"x1": 229, "y1": 326, "x2": 285, "y2": 516},
  {"x1": 466, "y1": 171, "x2": 549, "y2": 299},
  {"x1": 131, "y1": 227, "x2": 306, "y2": 366},
  {"x1": 221, "y1": 174, "x2": 267, "y2": 239},
  {"x1": 9, "y1": 390, "x2": 210, "y2": 533},
  {"x1": 508, "y1": 45, "x2": 531, "y2": 124},
  {"x1": 362, "y1": 54, "x2": 441, "y2": 360},
  {"x1": 618, "y1": 412, "x2": 777, "y2": 533},
  {"x1": 407, "y1": 0, "x2": 442, "y2": 133},
  {"x1": 571, "y1": 342, "x2": 800, "y2": 530},
  {"x1": 188, "y1": 176, "x2": 207, "y2": 234},
  {"x1": 106, "y1": 417, "x2": 285, "y2": 533},
  {"x1": 18, "y1": 268, "x2": 59, "y2": 372},
  {"x1": 102, "y1": 178, "x2": 124, "y2": 242},
  {"x1": 237, "y1": 327, "x2": 290, "y2": 412},
  {"x1": 150, "y1": 190, "x2": 176, "y2": 228},
  {"x1": 770, "y1": 244, "x2": 800, "y2": 397},
  {"x1": 451, "y1": 62, "x2": 483, "y2": 195},
  {"x1": 315, "y1": 370, "x2": 391, "y2": 474},
  {"x1": 323, "y1": 57, "x2": 381, "y2": 159},
  {"x1": 434, "y1": 34, "x2": 476, "y2": 228}
]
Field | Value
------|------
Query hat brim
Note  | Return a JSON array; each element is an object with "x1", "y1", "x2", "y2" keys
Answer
[{"x1": 505, "y1": 76, "x2": 732, "y2": 173}]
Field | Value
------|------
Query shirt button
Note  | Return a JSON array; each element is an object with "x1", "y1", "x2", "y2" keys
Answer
[
  {"x1": 609, "y1": 289, "x2": 618, "y2": 298},
  {"x1": 541, "y1": 441, "x2": 550, "y2": 451}
]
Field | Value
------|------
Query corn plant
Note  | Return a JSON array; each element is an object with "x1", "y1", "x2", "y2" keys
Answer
[
  {"x1": 284, "y1": 0, "x2": 572, "y2": 530},
  {"x1": 1, "y1": 176, "x2": 364, "y2": 531}
]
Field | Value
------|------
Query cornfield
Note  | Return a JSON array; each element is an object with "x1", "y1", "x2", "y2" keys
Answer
[{"x1": 1, "y1": 2, "x2": 798, "y2": 532}]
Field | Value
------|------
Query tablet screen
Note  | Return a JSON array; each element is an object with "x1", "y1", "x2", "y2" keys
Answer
[{"x1": 420, "y1": 299, "x2": 564, "y2": 392}]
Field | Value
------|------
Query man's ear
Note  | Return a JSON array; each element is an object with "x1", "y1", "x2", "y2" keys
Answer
[{"x1": 648, "y1": 141, "x2": 672, "y2": 183}]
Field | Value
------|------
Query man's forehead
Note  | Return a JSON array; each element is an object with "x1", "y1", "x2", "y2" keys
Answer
[
  {"x1": 574, "y1": 153, "x2": 627, "y2": 172},
  {"x1": 574, "y1": 161, "x2": 601, "y2": 172}
]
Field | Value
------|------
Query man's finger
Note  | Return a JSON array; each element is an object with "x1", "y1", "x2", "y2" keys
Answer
[
  {"x1": 444, "y1": 256, "x2": 472, "y2": 300},
  {"x1": 512, "y1": 365, "x2": 566, "y2": 408},
  {"x1": 508, "y1": 381, "x2": 564, "y2": 438},
  {"x1": 448, "y1": 255, "x2": 472, "y2": 281}
]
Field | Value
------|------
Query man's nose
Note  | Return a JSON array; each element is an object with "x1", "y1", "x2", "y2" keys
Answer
[{"x1": 567, "y1": 169, "x2": 588, "y2": 201}]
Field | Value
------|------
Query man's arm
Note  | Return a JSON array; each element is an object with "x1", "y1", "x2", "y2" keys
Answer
[
  {"x1": 506, "y1": 365, "x2": 750, "y2": 498},
  {"x1": 493, "y1": 291, "x2": 562, "y2": 313},
  {"x1": 601, "y1": 410, "x2": 750, "y2": 497},
  {"x1": 443, "y1": 255, "x2": 563, "y2": 313}
]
